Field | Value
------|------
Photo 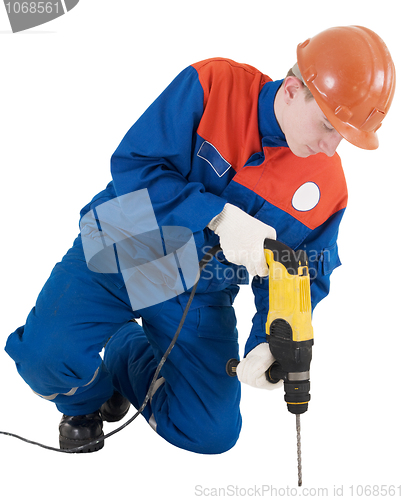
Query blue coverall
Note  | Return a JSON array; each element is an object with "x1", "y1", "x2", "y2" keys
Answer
[{"x1": 5, "y1": 58, "x2": 348, "y2": 454}]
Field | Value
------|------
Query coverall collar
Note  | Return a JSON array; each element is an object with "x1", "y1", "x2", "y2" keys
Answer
[{"x1": 258, "y1": 79, "x2": 288, "y2": 148}]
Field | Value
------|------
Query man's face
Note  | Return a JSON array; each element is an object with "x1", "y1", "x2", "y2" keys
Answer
[{"x1": 278, "y1": 79, "x2": 343, "y2": 158}]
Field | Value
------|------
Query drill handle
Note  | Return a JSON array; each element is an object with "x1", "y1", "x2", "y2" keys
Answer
[
  {"x1": 265, "y1": 361, "x2": 285, "y2": 384},
  {"x1": 226, "y1": 358, "x2": 286, "y2": 383}
]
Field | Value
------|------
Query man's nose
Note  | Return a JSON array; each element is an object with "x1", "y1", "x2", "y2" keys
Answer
[{"x1": 320, "y1": 132, "x2": 343, "y2": 157}]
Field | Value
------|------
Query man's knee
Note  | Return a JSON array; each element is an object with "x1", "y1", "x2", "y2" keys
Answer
[
  {"x1": 154, "y1": 401, "x2": 242, "y2": 455},
  {"x1": 197, "y1": 416, "x2": 242, "y2": 454},
  {"x1": 6, "y1": 324, "x2": 100, "y2": 398}
]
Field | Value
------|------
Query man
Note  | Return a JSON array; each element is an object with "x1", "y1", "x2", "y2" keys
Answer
[{"x1": 5, "y1": 26, "x2": 395, "y2": 453}]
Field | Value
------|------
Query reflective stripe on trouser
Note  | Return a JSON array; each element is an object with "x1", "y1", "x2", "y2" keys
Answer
[
  {"x1": 148, "y1": 377, "x2": 165, "y2": 432},
  {"x1": 32, "y1": 366, "x2": 100, "y2": 401}
]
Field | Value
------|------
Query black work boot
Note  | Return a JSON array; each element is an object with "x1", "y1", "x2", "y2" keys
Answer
[
  {"x1": 100, "y1": 391, "x2": 131, "y2": 422},
  {"x1": 59, "y1": 411, "x2": 104, "y2": 452}
]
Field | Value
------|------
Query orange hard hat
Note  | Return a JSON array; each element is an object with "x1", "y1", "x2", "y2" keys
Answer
[{"x1": 296, "y1": 26, "x2": 396, "y2": 150}]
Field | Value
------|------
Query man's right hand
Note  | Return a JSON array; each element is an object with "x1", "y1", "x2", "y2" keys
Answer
[{"x1": 207, "y1": 203, "x2": 276, "y2": 277}]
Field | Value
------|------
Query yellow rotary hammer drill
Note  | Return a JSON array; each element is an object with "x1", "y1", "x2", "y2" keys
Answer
[
  {"x1": 263, "y1": 238, "x2": 313, "y2": 413},
  {"x1": 226, "y1": 238, "x2": 314, "y2": 485}
]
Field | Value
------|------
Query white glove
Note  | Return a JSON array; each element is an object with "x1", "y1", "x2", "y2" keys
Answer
[
  {"x1": 208, "y1": 203, "x2": 276, "y2": 277},
  {"x1": 236, "y1": 343, "x2": 283, "y2": 390}
]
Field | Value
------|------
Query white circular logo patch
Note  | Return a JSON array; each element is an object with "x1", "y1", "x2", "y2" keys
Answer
[{"x1": 292, "y1": 182, "x2": 320, "y2": 212}]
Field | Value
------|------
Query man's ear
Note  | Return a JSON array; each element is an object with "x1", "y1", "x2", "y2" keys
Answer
[{"x1": 282, "y1": 76, "x2": 304, "y2": 104}]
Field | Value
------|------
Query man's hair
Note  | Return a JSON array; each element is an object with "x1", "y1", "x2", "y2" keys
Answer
[{"x1": 286, "y1": 67, "x2": 314, "y2": 101}]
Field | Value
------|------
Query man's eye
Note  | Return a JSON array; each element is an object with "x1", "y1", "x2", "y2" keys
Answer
[{"x1": 323, "y1": 122, "x2": 334, "y2": 132}]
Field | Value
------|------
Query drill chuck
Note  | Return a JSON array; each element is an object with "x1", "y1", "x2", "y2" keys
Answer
[{"x1": 266, "y1": 362, "x2": 311, "y2": 414}]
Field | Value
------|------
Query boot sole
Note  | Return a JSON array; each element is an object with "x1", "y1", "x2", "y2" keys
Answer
[{"x1": 59, "y1": 432, "x2": 104, "y2": 453}]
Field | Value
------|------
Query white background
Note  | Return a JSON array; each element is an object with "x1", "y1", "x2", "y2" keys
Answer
[{"x1": 0, "y1": 1, "x2": 402, "y2": 498}]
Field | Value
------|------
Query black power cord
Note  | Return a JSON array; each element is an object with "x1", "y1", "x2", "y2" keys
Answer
[{"x1": 0, "y1": 245, "x2": 221, "y2": 453}]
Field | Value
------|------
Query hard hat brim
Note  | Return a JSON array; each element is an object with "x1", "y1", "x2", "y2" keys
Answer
[{"x1": 324, "y1": 108, "x2": 380, "y2": 150}]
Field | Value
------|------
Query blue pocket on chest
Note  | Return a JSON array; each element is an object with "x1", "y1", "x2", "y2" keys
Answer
[{"x1": 197, "y1": 141, "x2": 231, "y2": 177}]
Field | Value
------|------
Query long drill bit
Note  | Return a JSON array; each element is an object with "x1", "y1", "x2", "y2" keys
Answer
[{"x1": 296, "y1": 414, "x2": 302, "y2": 487}]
